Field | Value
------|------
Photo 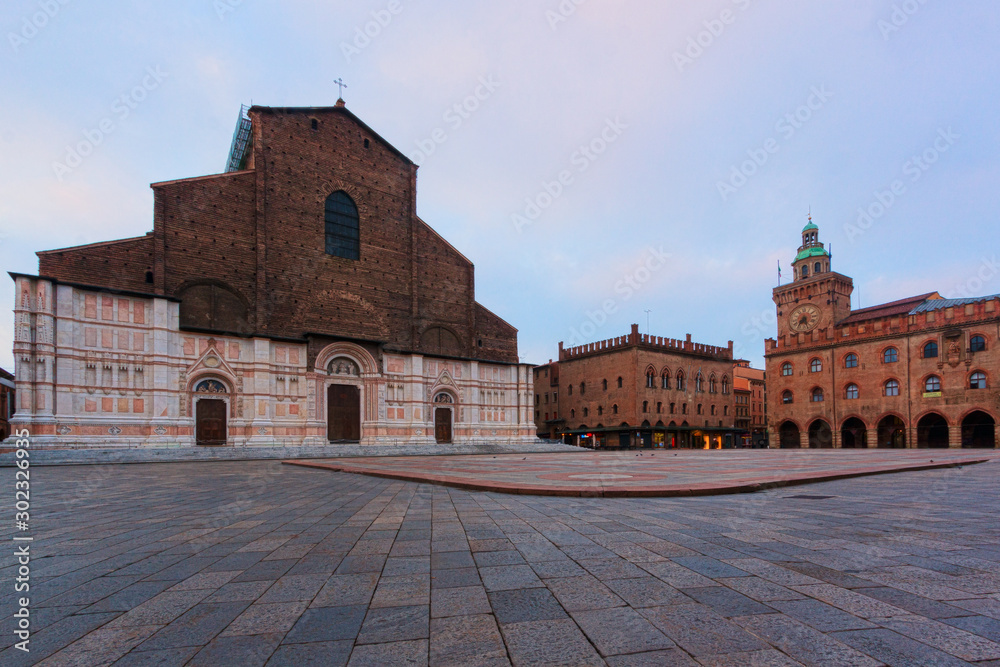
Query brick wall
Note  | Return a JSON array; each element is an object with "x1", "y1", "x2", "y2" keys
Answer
[{"x1": 38, "y1": 235, "x2": 154, "y2": 293}]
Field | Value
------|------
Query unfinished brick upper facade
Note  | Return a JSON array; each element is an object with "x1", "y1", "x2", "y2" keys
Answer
[
  {"x1": 10, "y1": 102, "x2": 536, "y2": 448},
  {"x1": 765, "y1": 220, "x2": 999, "y2": 449}
]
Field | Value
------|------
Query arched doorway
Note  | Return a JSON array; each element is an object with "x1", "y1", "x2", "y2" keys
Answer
[
  {"x1": 841, "y1": 418, "x2": 867, "y2": 449},
  {"x1": 962, "y1": 411, "x2": 996, "y2": 448},
  {"x1": 328, "y1": 385, "x2": 361, "y2": 442},
  {"x1": 877, "y1": 415, "x2": 906, "y2": 449},
  {"x1": 917, "y1": 413, "x2": 949, "y2": 448},
  {"x1": 808, "y1": 420, "x2": 833, "y2": 448},
  {"x1": 194, "y1": 379, "x2": 228, "y2": 446},
  {"x1": 779, "y1": 421, "x2": 800, "y2": 449},
  {"x1": 434, "y1": 393, "x2": 453, "y2": 444}
]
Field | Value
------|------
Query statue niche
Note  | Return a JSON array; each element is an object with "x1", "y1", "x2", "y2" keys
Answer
[{"x1": 328, "y1": 357, "x2": 360, "y2": 377}]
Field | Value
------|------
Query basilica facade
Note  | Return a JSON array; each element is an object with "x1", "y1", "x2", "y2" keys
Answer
[{"x1": 9, "y1": 101, "x2": 537, "y2": 448}]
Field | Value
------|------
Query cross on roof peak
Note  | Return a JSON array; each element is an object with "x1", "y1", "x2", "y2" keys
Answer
[{"x1": 334, "y1": 77, "x2": 348, "y2": 101}]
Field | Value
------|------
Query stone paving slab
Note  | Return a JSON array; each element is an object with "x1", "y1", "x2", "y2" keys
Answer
[
  {"x1": 0, "y1": 440, "x2": 579, "y2": 467},
  {"x1": 3, "y1": 457, "x2": 1000, "y2": 665},
  {"x1": 284, "y1": 449, "x2": 998, "y2": 497}
]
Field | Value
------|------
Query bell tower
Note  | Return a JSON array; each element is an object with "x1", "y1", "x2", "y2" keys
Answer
[{"x1": 772, "y1": 215, "x2": 854, "y2": 340}]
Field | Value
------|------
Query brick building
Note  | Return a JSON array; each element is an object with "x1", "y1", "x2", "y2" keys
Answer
[
  {"x1": 765, "y1": 218, "x2": 998, "y2": 449},
  {"x1": 534, "y1": 324, "x2": 739, "y2": 449},
  {"x1": 733, "y1": 360, "x2": 767, "y2": 447},
  {"x1": 0, "y1": 368, "x2": 13, "y2": 441},
  {"x1": 7, "y1": 100, "x2": 537, "y2": 448}
]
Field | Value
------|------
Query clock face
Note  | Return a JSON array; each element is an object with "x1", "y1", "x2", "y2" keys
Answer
[{"x1": 789, "y1": 304, "x2": 821, "y2": 333}]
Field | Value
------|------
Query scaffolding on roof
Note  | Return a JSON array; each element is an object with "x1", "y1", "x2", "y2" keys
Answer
[{"x1": 225, "y1": 104, "x2": 252, "y2": 172}]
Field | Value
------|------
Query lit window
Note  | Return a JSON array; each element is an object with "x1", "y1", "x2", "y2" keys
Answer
[
  {"x1": 883, "y1": 348, "x2": 898, "y2": 364},
  {"x1": 970, "y1": 335, "x2": 986, "y2": 352},
  {"x1": 781, "y1": 363, "x2": 793, "y2": 376},
  {"x1": 924, "y1": 375, "x2": 941, "y2": 393},
  {"x1": 923, "y1": 341, "x2": 938, "y2": 359},
  {"x1": 884, "y1": 379, "x2": 899, "y2": 396},
  {"x1": 844, "y1": 353, "x2": 858, "y2": 368},
  {"x1": 810, "y1": 358, "x2": 822, "y2": 373},
  {"x1": 845, "y1": 384, "x2": 859, "y2": 400},
  {"x1": 970, "y1": 371, "x2": 987, "y2": 389}
]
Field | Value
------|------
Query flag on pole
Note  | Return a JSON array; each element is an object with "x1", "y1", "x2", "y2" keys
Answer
[{"x1": 777, "y1": 260, "x2": 782, "y2": 285}]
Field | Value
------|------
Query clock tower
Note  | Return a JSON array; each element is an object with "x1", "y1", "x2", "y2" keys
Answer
[{"x1": 773, "y1": 216, "x2": 854, "y2": 339}]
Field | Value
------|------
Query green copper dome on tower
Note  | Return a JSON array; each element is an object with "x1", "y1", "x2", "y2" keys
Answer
[{"x1": 802, "y1": 220, "x2": 818, "y2": 232}]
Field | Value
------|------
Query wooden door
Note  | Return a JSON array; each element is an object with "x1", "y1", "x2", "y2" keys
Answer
[
  {"x1": 328, "y1": 385, "x2": 361, "y2": 442},
  {"x1": 196, "y1": 399, "x2": 227, "y2": 446},
  {"x1": 435, "y1": 407, "x2": 452, "y2": 444}
]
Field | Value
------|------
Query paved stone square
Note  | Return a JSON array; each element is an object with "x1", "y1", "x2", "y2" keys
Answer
[
  {"x1": 288, "y1": 449, "x2": 999, "y2": 496},
  {"x1": 2, "y1": 455, "x2": 1000, "y2": 665}
]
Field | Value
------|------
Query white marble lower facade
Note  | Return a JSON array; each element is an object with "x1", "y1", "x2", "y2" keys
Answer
[{"x1": 7, "y1": 276, "x2": 539, "y2": 448}]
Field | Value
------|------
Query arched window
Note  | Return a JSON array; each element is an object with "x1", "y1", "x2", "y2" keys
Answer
[
  {"x1": 602, "y1": 379, "x2": 608, "y2": 391},
  {"x1": 814, "y1": 261, "x2": 822, "y2": 274},
  {"x1": 661, "y1": 370, "x2": 670, "y2": 389},
  {"x1": 612, "y1": 404, "x2": 619, "y2": 415},
  {"x1": 884, "y1": 379, "x2": 900, "y2": 396},
  {"x1": 809, "y1": 358, "x2": 822, "y2": 373},
  {"x1": 802, "y1": 265, "x2": 810, "y2": 278},
  {"x1": 656, "y1": 402, "x2": 662, "y2": 413},
  {"x1": 669, "y1": 402, "x2": 675, "y2": 414},
  {"x1": 924, "y1": 375, "x2": 941, "y2": 393},
  {"x1": 845, "y1": 384, "x2": 859, "y2": 400},
  {"x1": 970, "y1": 335, "x2": 986, "y2": 352},
  {"x1": 695, "y1": 373, "x2": 703, "y2": 392},
  {"x1": 923, "y1": 341, "x2": 938, "y2": 359},
  {"x1": 682, "y1": 403, "x2": 688, "y2": 414},
  {"x1": 676, "y1": 371, "x2": 685, "y2": 390},
  {"x1": 598, "y1": 406, "x2": 604, "y2": 416},
  {"x1": 617, "y1": 377, "x2": 623, "y2": 388},
  {"x1": 570, "y1": 409, "x2": 575, "y2": 418},
  {"x1": 709, "y1": 376, "x2": 717, "y2": 393},
  {"x1": 883, "y1": 347, "x2": 898, "y2": 364},
  {"x1": 710, "y1": 405, "x2": 716, "y2": 416},
  {"x1": 724, "y1": 406, "x2": 729, "y2": 416},
  {"x1": 721, "y1": 376, "x2": 729, "y2": 394},
  {"x1": 781, "y1": 362, "x2": 793, "y2": 376},
  {"x1": 324, "y1": 191, "x2": 360, "y2": 260},
  {"x1": 782, "y1": 390, "x2": 793, "y2": 404},
  {"x1": 970, "y1": 371, "x2": 987, "y2": 389},
  {"x1": 811, "y1": 388, "x2": 824, "y2": 402},
  {"x1": 646, "y1": 369, "x2": 655, "y2": 388},
  {"x1": 583, "y1": 407, "x2": 589, "y2": 417},
  {"x1": 844, "y1": 353, "x2": 858, "y2": 369},
  {"x1": 580, "y1": 382, "x2": 586, "y2": 395},
  {"x1": 697, "y1": 404, "x2": 703, "y2": 415}
]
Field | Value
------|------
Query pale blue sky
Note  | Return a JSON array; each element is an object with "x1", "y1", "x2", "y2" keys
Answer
[{"x1": 1, "y1": 0, "x2": 998, "y2": 371}]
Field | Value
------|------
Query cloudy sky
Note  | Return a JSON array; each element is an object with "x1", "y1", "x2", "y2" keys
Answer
[{"x1": 1, "y1": 0, "x2": 997, "y2": 371}]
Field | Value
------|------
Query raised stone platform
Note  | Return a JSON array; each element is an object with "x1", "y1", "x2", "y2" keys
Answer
[
  {"x1": 285, "y1": 449, "x2": 1000, "y2": 497},
  {"x1": 0, "y1": 440, "x2": 580, "y2": 467}
]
